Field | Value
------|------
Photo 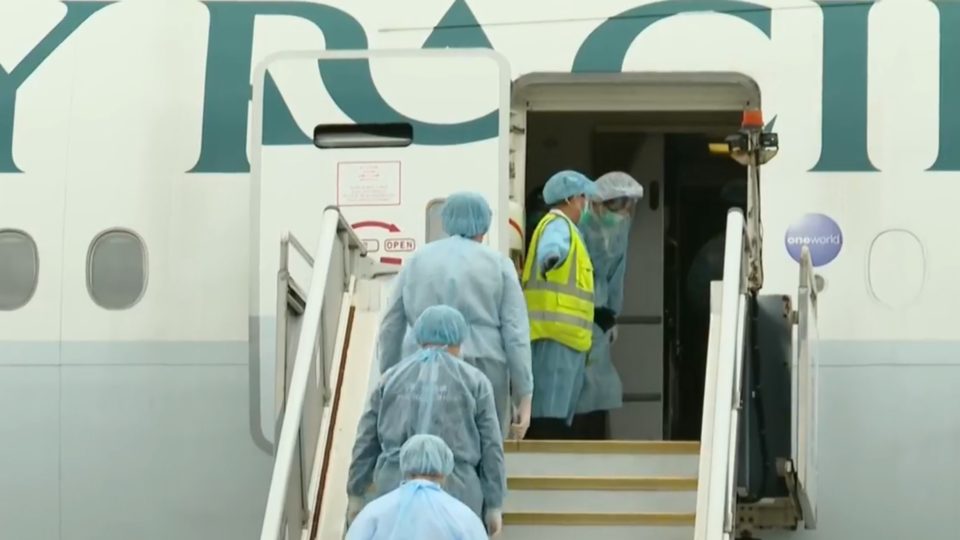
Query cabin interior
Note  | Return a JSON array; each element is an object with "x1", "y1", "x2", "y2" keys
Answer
[{"x1": 522, "y1": 109, "x2": 747, "y2": 441}]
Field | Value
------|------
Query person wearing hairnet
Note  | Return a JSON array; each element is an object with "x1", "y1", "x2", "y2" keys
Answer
[
  {"x1": 377, "y1": 192, "x2": 534, "y2": 441},
  {"x1": 345, "y1": 434, "x2": 489, "y2": 540},
  {"x1": 348, "y1": 305, "x2": 506, "y2": 536},
  {"x1": 571, "y1": 171, "x2": 645, "y2": 439},
  {"x1": 521, "y1": 170, "x2": 598, "y2": 440}
]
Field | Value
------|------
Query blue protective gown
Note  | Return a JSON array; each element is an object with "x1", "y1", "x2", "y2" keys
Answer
[
  {"x1": 347, "y1": 349, "x2": 506, "y2": 517},
  {"x1": 345, "y1": 480, "x2": 489, "y2": 540},
  {"x1": 528, "y1": 211, "x2": 589, "y2": 424},
  {"x1": 377, "y1": 236, "x2": 533, "y2": 435},
  {"x1": 576, "y1": 221, "x2": 631, "y2": 414}
]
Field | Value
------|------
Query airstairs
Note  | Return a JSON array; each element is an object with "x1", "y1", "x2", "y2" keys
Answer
[
  {"x1": 254, "y1": 122, "x2": 821, "y2": 540},
  {"x1": 501, "y1": 440, "x2": 699, "y2": 539},
  {"x1": 254, "y1": 207, "x2": 822, "y2": 540}
]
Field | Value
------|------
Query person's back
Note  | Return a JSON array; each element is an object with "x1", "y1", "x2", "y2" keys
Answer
[
  {"x1": 349, "y1": 306, "x2": 506, "y2": 522},
  {"x1": 377, "y1": 192, "x2": 533, "y2": 440},
  {"x1": 346, "y1": 480, "x2": 488, "y2": 540},
  {"x1": 369, "y1": 353, "x2": 498, "y2": 513},
  {"x1": 395, "y1": 236, "x2": 508, "y2": 360},
  {"x1": 347, "y1": 435, "x2": 492, "y2": 539}
]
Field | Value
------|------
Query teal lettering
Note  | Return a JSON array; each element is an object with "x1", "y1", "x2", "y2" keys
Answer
[
  {"x1": 195, "y1": 1, "x2": 497, "y2": 173},
  {"x1": 422, "y1": 0, "x2": 492, "y2": 49},
  {"x1": 0, "y1": 2, "x2": 107, "y2": 173},
  {"x1": 316, "y1": 3, "x2": 496, "y2": 146},
  {"x1": 930, "y1": 1, "x2": 960, "y2": 171},
  {"x1": 812, "y1": 1, "x2": 876, "y2": 172},
  {"x1": 262, "y1": 71, "x2": 307, "y2": 146},
  {"x1": 193, "y1": 2, "x2": 363, "y2": 172},
  {"x1": 573, "y1": 0, "x2": 771, "y2": 72},
  {"x1": 317, "y1": 58, "x2": 497, "y2": 146}
]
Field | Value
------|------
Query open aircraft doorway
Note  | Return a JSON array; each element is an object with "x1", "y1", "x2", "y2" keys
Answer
[{"x1": 512, "y1": 72, "x2": 759, "y2": 441}]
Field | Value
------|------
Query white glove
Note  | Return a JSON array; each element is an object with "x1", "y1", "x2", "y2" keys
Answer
[
  {"x1": 509, "y1": 394, "x2": 532, "y2": 440},
  {"x1": 485, "y1": 508, "x2": 503, "y2": 537},
  {"x1": 608, "y1": 325, "x2": 619, "y2": 344},
  {"x1": 346, "y1": 495, "x2": 364, "y2": 525}
]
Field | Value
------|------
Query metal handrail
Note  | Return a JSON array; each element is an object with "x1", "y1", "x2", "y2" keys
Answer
[
  {"x1": 794, "y1": 246, "x2": 819, "y2": 529},
  {"x1": 694, "y1": 209, "x2": 747, "y2": 540},
  {"x1": 260, "y1": 207, "x2": 366, "y2": 540},
  {"x1": 281, "y1": 233, "x2": 317, "y2": 269}
]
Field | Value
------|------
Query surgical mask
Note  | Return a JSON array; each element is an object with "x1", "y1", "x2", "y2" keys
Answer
[
  {"x1": 599, "y1": 211, "x2": 626, "y2": 228},
  {"x1": 576, "y1": 197, "x2": 591, "y2": 225}
]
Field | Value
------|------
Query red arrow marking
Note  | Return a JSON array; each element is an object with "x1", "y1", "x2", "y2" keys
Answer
[
  {"x1": 352, "y1": 220, "x2": 401, "y2": 233},
  {"x1": 508, "y1": 218, "x2": 524, "y2": 240}
]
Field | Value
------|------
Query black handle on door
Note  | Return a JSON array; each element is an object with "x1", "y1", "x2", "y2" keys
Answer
[{"x1": 648, "y1": 181, "x2": 660, "y2": 211}]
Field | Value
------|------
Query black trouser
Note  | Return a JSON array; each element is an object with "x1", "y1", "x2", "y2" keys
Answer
[
  {"x1": 571, "y1": 410, "x2": 609, "y2": 440},
  {"x1": 527, "y1": 412, "x2": 610, "y2": 440},
  {"x1": 526, "y1": 417, "x2": 578, "y2": 440}
]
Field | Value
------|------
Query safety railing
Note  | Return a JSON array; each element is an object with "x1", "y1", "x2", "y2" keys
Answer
[
  {"x1": 794, "y1": 246, "x2": 819, "y2": 528},
  {"x1": 261, "y1": 207, "x2": 367, "y2": 540},
  {"x1": 694, "y1": 209, "x2": 748, "y2": 540},
  {"x1": 275, "y1": 233, "x2": 313, "y2": 441}
]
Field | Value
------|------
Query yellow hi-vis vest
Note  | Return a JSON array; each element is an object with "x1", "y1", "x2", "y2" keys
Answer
[{"x1": 521, "y1": 211, "x2": 595, "y2": 352}]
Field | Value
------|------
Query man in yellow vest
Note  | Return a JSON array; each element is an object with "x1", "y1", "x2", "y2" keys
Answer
[{"x1": 521, "y1": 170, "x2": 598, "y2": 439}]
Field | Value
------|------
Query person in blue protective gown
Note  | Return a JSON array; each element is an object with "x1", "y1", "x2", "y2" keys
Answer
[
  {"x1": 347, "y1": 305, "x2": 505, "y2": 536},
  {"x1": 345, "y1": 434, "x2": 489, "y2": 540},
  {"x1": 377, "y1": 192, "x2": 534, "y2": 440},
  {"x1": 521, "y1": 170, "x2": 600, "y2": 440},
  {"x1": 571, "y1": 171, "x2": 645, "y2": 440}
]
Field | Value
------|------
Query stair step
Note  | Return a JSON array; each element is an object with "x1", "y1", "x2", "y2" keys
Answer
[
  {"x1": 502, "y1": 524, "x2": 693, "y2": 540},
  {"x1": 501, "y1": 512, "x2": 695, "y2": 540},
  {"x1": 505, "y1": 441, "x2": 700, "y2": 477},
  {"x1": 506, "y1": 440, "x2": 701, "y2": 454},
  {"x1": 505, "y1": 476, "x2": 697, "y2": 513}
]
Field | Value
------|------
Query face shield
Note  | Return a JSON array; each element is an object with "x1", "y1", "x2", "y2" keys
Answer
[
  {"x1": 596, "y1": 196, "x2": 638, "y2": 222},
  {"x1": 581, "y1": 172, "x2": 644, "y2": 257},
  {"x1": 581, "y1": 196, "x2": 639, "y2": 259}
]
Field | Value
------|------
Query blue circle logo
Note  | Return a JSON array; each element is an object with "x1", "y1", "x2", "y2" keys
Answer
[{"x1": 784, "y1": 213, "x2": 843, "y2": 267}]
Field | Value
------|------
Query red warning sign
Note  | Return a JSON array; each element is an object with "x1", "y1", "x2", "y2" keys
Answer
[{"x1": 384, "y1": 238, "x2": 416, "y2": 253}]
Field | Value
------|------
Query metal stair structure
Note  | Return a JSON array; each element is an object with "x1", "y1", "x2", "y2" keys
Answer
[
  {"x1": 255, "y1": 108, "x2": 822, "y2": 540},
  {"x1": 501, "y1": 440, "x2": 699, "y2": 540}
]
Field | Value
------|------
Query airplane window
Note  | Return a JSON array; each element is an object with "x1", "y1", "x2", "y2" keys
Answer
[
  {"x1": 425, "y1": 199, "x2": 447, "y2": 243},
  {"x1": 0, "y1": 229, "x2": 39, "y2": 311},
  {"x1": 867, "y1": 229, "x2": 925, "y2": 309},
  {"x1": 87, "y1": 229, "x2": 147, "y2": 310}
]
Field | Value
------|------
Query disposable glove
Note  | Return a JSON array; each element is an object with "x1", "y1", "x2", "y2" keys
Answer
[
  {"x1": 485, "y1": 508, "x2": 503, "y2": 537},
  {"x1": 346, "y1": 495, "x2": 364, "y2": 525},
  {"x1": 539, "y1": 257, "x2": 559, "y2": 280},
  {"x1": 594, "y1": 307, "x2": 616, "y2": 333},
  {"x1": 608, "y1": 325, "x2": 619, "y2": 344},
  {"x1": 509, "y1": 394, "x2": 532, "y2": 440}
]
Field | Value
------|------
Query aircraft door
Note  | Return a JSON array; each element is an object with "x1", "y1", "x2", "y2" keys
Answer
[{"x1": 248, "y1": 48, "x2": 511, "y2": 479}]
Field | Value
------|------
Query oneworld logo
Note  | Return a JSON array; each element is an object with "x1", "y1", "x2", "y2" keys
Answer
[{"x1": 784, "y1": 213, "x2": 843, "y2": 267}]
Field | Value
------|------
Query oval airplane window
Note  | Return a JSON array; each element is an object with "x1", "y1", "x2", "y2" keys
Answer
[
  {"x1": 867, "y1": 229, "x2": 925, "y2": 309},
  {"x1": 0, "y1": 230, "x2": 39, "y2": 310},
  {"x1": 87, "y1": 229, "x2": 148, "y2": 310}
]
